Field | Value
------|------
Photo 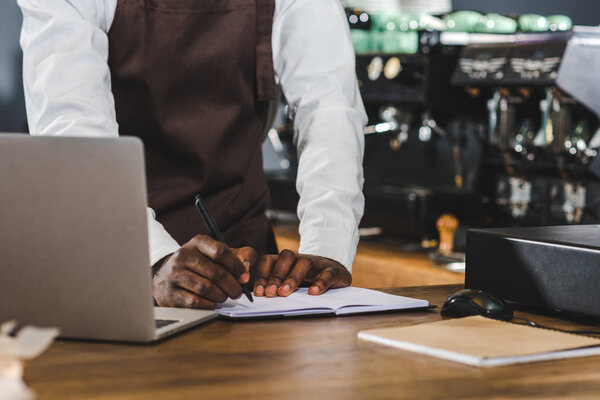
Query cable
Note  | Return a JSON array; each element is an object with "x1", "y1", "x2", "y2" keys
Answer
[{"x1": 511, "y1": 316, "x2": 600, "y2": 337}]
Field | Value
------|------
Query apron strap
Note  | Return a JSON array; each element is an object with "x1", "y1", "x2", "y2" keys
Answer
[{"x1": 255, "y1": 0, "x2": 275, "y2": 102}]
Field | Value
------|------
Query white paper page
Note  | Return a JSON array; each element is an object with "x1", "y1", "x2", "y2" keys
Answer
[
  {"x1": 217, "y1": 288, "x2": 331, "y2": 318},
  {"x1": 311, "y1": 287, "x2": 429, "y2": 312},
  {"x1": 217, "y1": 287, "x2": 429, "y2": 318}
]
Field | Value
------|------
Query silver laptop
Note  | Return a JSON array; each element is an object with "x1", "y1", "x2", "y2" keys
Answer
[{"x1": 0, "y1": 134, "x2": 217, "y2": 342}]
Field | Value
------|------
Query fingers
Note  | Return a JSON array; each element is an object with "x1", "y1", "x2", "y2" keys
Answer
[
  {"x1": 175, "y1": 245, "x2": 243, "y2": 300},
  {"x1": 251, "y1": 250, "x2": 353, "y2": 298},
  {"x1": 169, "y1": 288, "x2": 217, "y2": 310},
  {"x1": 277, "y1": 257, "x2": 313, "y2": 297},
  {"x1": 173, "y1": 269, "x2": 228, "y2": 304},
  {"x1": 190, "y1": 235, "x2": 248, "y2": 283},
  {"x1": 308, "y1": 268, "x2": 337, "y2": 296},
  {"x1": 234, "y1": 246, "x2": 258, "y2": 277},
  {"x1": 266, "y1": 250, "x2": 297, "y2": 297},
  {"x1": 254, "y1": 254, "x2": 277, "y2": 296},
  {"x1": 308, "y1": 266, "x2": 351, "y2": 296},
  {"x1": 153, "y1": 237, "x2": 264, "y2": 309}
]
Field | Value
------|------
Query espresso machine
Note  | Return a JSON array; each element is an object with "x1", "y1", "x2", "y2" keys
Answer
[
  {"x1": 351, "y1": 25, "x2": 493, "y2": 248},
  {"x1": 452, "y1": 27, "x2": 600, "y2": 228}
]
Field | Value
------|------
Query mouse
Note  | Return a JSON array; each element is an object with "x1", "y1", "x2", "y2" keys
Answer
[{"x1": 441, "y1": 289, "x2": 513, "y2": 321}]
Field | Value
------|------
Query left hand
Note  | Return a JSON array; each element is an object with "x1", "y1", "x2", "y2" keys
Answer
[{"x1": 253, "y1": 250, "x2": 352, "y2": 297}]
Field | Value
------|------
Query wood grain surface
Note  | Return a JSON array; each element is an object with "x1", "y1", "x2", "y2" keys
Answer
[{"x1": 25, "y1": 285, "x2": 600, "y2": 400}]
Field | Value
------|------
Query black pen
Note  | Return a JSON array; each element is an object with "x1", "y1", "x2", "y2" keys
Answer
[{"x1": 194, "y1": 194, "x2": 254, "y2": 302}]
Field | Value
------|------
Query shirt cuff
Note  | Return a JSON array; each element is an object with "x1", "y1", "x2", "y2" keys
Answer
[
  {"x1": 297, "y1": 227, "x2": 359, "y2": 273},
  {"x1": 146, "y1": 208, "x2": 180, "y2": 267}
]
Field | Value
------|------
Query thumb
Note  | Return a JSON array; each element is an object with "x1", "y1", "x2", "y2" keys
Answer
[{"x1": 235, "y1": 246, "x2": 258, "y2": 273}]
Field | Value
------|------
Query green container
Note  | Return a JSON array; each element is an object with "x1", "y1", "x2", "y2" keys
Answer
[
  {"x1": 396, "y1": 13, "x2": 420, "y2": 32},
  {"x1": 369, "y1": 31, "x2": 382, "y2": 52},
  {"x1": 417, "y1": 14, "x2": 447, "y2": 31},
  {"x1": 351, "y1": 30, "x2": 372, "y2": 54},
  {"x1": 547, "y1": 15, "x2": 573, "y2": 31},
  {"x1": 379, "y1": 31, "x2": 419, "y2": 54},
  {"x1": 519, "y1": 14, "x2": 549, "y2": 32},
  {"x1": 371, "y1": 13, "x2": 400, "y2": 32},
  {"x1": 444, "y1": 11, "x2": 484, "y2": 32},
  {"x1": 475, "y1": 14, "x2": 518, "y2": 34},
  {"x1": 399, "y1": 32, "x2": 419, "y2": 54},
  {"x1": 372, "y1": 12, "x2": 445, "y2": 33},
  {"x1": 406, "y1": 13, "x2": 446, "y2": 31}
]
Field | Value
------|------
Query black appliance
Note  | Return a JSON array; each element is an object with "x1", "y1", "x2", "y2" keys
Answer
[{"x1": 466, "y1": 225, "x2": 600, "y2": 319}]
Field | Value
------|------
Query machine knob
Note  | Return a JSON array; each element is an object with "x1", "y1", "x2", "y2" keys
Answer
[{"x1": 437, "y1": 214, "x2": 458, "y2": 256}]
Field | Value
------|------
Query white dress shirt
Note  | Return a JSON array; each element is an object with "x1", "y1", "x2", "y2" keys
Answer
[{"x1": 18, "y1": 0, "x2": 367, "y2": 271}]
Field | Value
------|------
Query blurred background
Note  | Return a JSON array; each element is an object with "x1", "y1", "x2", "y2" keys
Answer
[
  {"x1": 4, "y1": 0, "x2": 600, "y2": 287},
  {"x1": 263, "y1": 0, "x2": 600, "y2": 285}
]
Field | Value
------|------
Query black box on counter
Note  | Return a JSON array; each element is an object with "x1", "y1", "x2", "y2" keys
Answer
[{"x1": 466, "y1": 225, "x2": 600, "y2": 318}]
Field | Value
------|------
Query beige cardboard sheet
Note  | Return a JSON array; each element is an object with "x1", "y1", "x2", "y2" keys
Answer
[{"x1": 358, "y1": 316, "x2": 600, "y2": 366}]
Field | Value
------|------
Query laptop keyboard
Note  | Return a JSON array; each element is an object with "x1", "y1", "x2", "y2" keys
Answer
[{"x1": 155, "y1": 319, "x2": 179, "y2": 329}]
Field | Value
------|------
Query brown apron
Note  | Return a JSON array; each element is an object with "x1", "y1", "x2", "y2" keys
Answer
[{"x1": 107, "y1": 0, "x2": 278, "y2": 256}]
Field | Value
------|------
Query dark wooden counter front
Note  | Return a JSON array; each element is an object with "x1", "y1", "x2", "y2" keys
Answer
[{"x1": 25, "y1": 285, "x2": 600, "y2": 399}]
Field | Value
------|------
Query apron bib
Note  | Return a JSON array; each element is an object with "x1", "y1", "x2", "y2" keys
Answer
[{"x1": 108, "y1": 0, "x2": 277, "y2": 255}]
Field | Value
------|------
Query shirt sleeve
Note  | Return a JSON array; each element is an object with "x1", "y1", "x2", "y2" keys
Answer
[
  {"x1": 273, "y1": 0, "x2": 367, "y2": 271},
  {"x1": 18, "y1": 0, "x2": 180, "y2": 267}
]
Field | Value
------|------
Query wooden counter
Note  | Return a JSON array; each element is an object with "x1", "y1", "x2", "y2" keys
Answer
[
  {"x1": 273, "y1": 223, "x2": 464, "y2": 288},
  {"x1": 25, "y1": 285, "x2": 600, "y2": 399}
]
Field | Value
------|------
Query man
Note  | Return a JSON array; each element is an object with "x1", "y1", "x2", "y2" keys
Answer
[{"x1": 18, "y1": 0, "x2": 366, "y2": 309}]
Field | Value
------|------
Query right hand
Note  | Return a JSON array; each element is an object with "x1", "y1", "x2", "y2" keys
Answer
[{"x1": 152, "y1": 235, "x2": 257, "y2": 309}]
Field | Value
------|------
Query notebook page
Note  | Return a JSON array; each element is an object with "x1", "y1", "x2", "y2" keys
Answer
[
  {"x1": 302, "y1": 287, "x2": 429, "y2": 314},
  {"x1": 216, "y1": 288, "x2": 332, "y2": 318},
  {"x1": 217, "y1": 287, "x2": 429, "y2": 318}
]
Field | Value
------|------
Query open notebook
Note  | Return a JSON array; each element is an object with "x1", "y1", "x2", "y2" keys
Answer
[
  {"x1": 358, "y1": 316, "x2": 600, "y2": 367},
  {"x1": 216, "y1": 287, "x2": 429, "y2": 318}
]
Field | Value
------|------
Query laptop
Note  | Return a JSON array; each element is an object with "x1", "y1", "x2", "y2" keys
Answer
[{"x1": 0, "y1": 134, "x2": 217, "y2": 342}]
